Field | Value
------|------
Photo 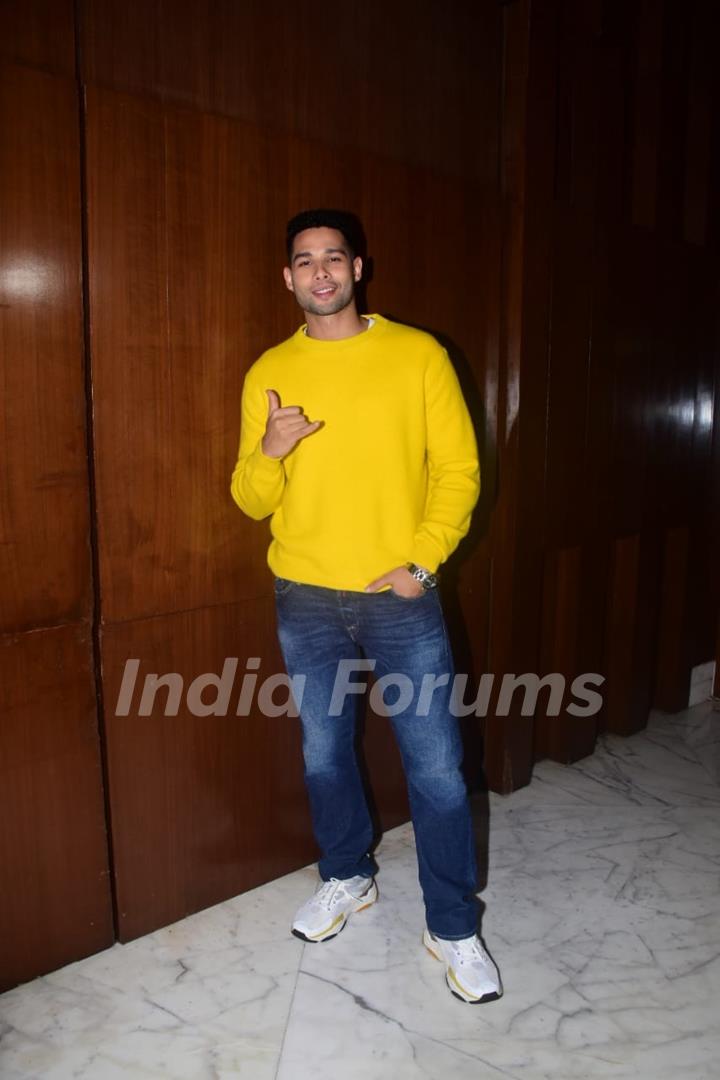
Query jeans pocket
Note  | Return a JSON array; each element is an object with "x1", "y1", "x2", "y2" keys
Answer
[
  {"x1": 273, "y1": 576, "x2": 297, "y2": 597},
  {"x1": 390, "y1": 587, "x2": 429, "y2": 603}
]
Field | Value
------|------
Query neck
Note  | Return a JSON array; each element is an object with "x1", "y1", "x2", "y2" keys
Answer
[{"x1": 304, "y1": 303, "x2": 368, "y2": 341}]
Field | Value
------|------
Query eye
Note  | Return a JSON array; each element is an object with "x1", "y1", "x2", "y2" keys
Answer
[
  {"x1": 297, "y1": 259, "x2": 310, "y2": 267},
  {"x1": 329, "y1": 256, "x2": 342, "y2": 262}
]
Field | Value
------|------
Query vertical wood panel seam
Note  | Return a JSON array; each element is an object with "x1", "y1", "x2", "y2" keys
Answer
[{"x1": 74, "y1": 0, "x2": 119, "y2": 942}]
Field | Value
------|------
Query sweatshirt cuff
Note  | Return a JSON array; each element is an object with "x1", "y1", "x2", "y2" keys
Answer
[
  {"x1": 407, "y1": 537, "x2": 444, "y2": 574},
  {"x1": 250, "y1": 440, "x2": 285, "y2": 476}
]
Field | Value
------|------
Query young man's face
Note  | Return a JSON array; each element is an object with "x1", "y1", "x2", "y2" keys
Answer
[{"x1": 283, "y1": 227, "x2": 362, "y2": 317}]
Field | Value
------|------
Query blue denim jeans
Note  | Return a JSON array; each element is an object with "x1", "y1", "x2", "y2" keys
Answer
[{"x1": 274, "y1": 578, "x2": 479, "y2": 940}]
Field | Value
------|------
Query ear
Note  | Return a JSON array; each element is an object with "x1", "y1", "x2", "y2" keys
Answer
[
  {"x1": 282, "y1": 266, "x2": 294, "y2": 293},
  {"x1": 352, "y1": 255, "x2": 363, "y2": 282}
]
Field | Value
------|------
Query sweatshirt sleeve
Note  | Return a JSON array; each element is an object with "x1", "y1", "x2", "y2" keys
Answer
[
  {"x1": 230, "y1": 366, "x2": 286, "y2": 521},
  {"x1": 407, "y1": 346, "x2": 480, "y2": 572}
]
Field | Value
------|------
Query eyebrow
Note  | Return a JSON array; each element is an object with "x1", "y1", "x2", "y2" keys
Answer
[{"x1": 292, "y1": 247, "x2": 348, "y2": 263}]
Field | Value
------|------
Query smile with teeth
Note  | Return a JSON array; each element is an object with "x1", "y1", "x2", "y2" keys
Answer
[{"x1": 313, "y1": 286, "x2": 336, "y2": 297}]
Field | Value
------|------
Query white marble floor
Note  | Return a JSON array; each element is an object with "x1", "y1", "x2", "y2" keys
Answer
[{"x1": 2, "y1": 702, "x2": 719, "y2": 1080}]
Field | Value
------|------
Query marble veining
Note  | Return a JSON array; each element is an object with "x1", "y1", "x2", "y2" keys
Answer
[{"x1": 1, "y1": 703, "x2": 719, "y2": 1079}]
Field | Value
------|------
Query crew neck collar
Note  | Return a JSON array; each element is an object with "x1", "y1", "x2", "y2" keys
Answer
[{"x1": 295, "y1": 313, "x2": 386, "y2": 348}]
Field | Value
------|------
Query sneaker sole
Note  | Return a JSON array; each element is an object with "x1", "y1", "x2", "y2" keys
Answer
[
  {"x1": 422, "y1": 929, "x2": 502, "y2": 1005},
  {"x1": 292, "y1": 881, "x2": 378, "y2": 943}
]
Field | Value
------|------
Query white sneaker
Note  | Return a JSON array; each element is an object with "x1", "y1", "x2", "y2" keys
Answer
[
  {"x1": 292, "y1": 875, "x2": 378, "y2": 943},
  {"x1": 423, "y1": 928, "x2": 503, "y2": 1003}
]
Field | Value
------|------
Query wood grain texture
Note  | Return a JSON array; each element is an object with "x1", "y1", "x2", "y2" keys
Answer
[
  {"x1": 0, "y1": 624, "x2": 113, "y2": 992},
  {"x1": 102, "y1": 598, "x2": 314, "y2": 940},
  {"x1": 536, "y1": 546, "x2": 599, "y2": 763},
  {"x1": 493, "y1": 0, "x2": 719, "y2": 768},
  {"x1": 630, "y1": 0, "x2": 663, "y2": 229},
  {"x1": 102, "y1": 599, "x2": 411, "y2": 941},
  {"x1": 0, "y1": 51, "x2": 111, "y2": 991},
  {"x1": 0, "y1": 0, "x2": 75, "y2": 74},
  {"x1": 0, "y1": 63, "x2": 92, "y2": 632},
  {"x1": 605, "y1": 532, "x2": 662, "y2": 735},
  {"x1": 483, "y1": 0, "x2": 554, "y2": 792},
  {"x1": 654, "y1": 526, "x2": 691, "y2": 712},
  {"x1": 80, "y1": 0, "x2": 500, "y2": 185},
  {"x1": 682, "y1": 0, "x2": 713, "y2": 246},
  {"x1": 86, "y1": 88, "x2": 275, "y2": 622}
]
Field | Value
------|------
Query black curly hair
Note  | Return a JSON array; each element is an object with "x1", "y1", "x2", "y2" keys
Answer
[{"x1": 285, "y1": 208, "x2": 363, "y2": 261}]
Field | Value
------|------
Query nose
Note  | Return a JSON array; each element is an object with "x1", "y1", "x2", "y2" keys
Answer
[{"x1": 313, "y1": 262, "x2": 330, "y2": 280}]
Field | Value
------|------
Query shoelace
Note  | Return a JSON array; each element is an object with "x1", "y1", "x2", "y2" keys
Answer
[
  {"x1": 314, "y1": 878, "x2": 345, "y2": 911},
  {"x1": 451, "y1": 936, "x2": 492, "y2": 966}
]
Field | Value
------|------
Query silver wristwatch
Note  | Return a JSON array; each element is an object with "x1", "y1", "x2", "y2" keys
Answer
[{"x1": 406, "y1": 562, "x2": 439, "y2": 590}]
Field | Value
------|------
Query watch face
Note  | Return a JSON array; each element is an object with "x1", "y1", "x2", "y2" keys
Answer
[{"x1": 407, "y1": 563, "x2": 438, "y2": 588}]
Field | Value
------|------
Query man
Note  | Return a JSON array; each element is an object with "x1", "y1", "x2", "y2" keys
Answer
[{"x1": 230, "y1": 209, "x2": 502, "y2": 1004}]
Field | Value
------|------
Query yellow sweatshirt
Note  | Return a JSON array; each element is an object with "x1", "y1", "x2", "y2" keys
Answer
[{"x1": 230, "y1": 314, "x2": 480, "y2": 591}]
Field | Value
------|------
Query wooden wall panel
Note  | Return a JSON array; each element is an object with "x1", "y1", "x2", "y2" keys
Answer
[
  {"x1": 605, "y1": 532, "x2": 662, "y2": 736},
  {"x1": 682, "y1": 0, "x2": 713, "y2": 247},
  {"x1": 481, "y1": 0, "x2": 552, "y2": 793},
  {"x1": 0, "y1": 62, "x2": 91, "y2": 632},
  {"x1": 654, "y1": 526, "x2": 691, "y2": 712},
  {"x1": 656, "y1": 0, "x2": 691, "y2": 239},
  {"x1": 102, "y1": 600, "x2": 410, "y2": 941},
  {"x1": 630, "y1": 0, "x2": 663, "y2": 229},
  {"x1": 651, "y1": 244, "x2": 716, "y2": 704},
  {"x1": 530, "y1": 7, "x2": 604, "y2": 765},
  {"x1": 687, "y1": 261, "x2": 720, "y2": 668},
  {"x1": 0, "y1": 625, "x2": 112, "y2": 993},
  {"x1": 502, "y1": 0, "x2": 719, "y2": 769},
  {"x1": 0, "y1": 55, "x2": 113, "y2": 989},
  {"x1": 536, "y1": 542, "x2": 608, "y2": 762},
  {"x1": 0, "y1": 0, "x2": 74, "y2": 74},
  {"x1": 87, "y1": 89, "x2": 273, "y2": 622},
  {"x1": 544, "y1": 207, "x2": 594, "y2": 552},
  {"x1": 537, "y1": 547, "x2": 581, "y2": 761},
  {"x1": 80, "y1": 0, "x2": 501, "y2": 185},
  {"x1": 103, "y1": 599, "x2": 314, "y2": 940}
]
